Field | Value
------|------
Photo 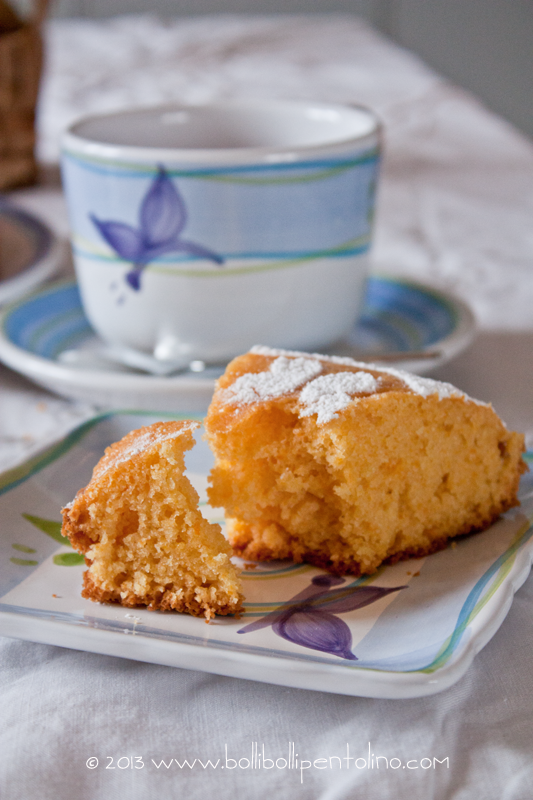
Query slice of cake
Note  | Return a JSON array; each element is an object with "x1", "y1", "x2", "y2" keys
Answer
[
  {"x1": 62, "y1": 420, "x2": 243, "y2": 619},
  {"x1": 205, "y1": 346, "x2": 526, "y2": 576}
]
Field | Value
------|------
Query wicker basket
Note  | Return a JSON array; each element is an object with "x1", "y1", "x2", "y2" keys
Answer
[{"x1": 0, "y1": 0, "x2": 49, "y2": 191}]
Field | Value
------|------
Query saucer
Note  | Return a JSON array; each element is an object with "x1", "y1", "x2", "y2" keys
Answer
[
  {"x1": 0, "y1": 276, "x2": 475, "y2": 411},
  {"x1": 0, "y1": 199, "x2": 66, "y2": 306}
]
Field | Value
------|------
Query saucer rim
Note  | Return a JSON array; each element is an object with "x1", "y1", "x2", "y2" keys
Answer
[{"x1": 0, "y1": 275, "x2": 476, "y2": 410}]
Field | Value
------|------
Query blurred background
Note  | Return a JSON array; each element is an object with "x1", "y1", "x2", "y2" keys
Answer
[{"x1": 40, "y1": 0, "x2": 533, "y2": 141}]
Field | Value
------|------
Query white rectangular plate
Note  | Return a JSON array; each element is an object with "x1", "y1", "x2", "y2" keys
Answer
[{"x1": 1, "y1": 411, "x2": 532, "y2": 699}]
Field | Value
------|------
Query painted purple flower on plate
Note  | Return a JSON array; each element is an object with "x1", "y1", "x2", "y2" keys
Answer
[
  {"x1": 90, "y1": 166, "x2": 224, "y2": 290},
  {"x1": 238, "y1": 574, "x2": 406, "y2": 660}
]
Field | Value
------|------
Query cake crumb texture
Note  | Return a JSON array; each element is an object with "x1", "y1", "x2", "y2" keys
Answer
[
  {"x1": 205, "y1": 349, "x2": 526, "y2": 576},
  {"x1": 62, "y1": 420, "x2": 243, "y2": 619}
]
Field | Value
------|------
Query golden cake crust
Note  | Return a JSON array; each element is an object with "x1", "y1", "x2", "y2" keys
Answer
[{"x1": 206, "y1": 351, "x2": 409, "y2": 434}]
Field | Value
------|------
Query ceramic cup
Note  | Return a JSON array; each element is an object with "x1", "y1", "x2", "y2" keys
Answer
[{"x1": 61, "y1": 100, "x2": 380, "y2": 367}]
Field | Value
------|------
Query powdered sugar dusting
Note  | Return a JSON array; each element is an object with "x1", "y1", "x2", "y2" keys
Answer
[
  {"x1": 299, "y1": 371, "x2": 380, "y2": 423},
  {"x1": 250, "y1": 345, "x2": 484, "y2": 406},
  {"x1": 250, "y1": 345, "x2": 372, "y2": 371},
  {"x1": 380, "y1": 367, "x2": 464, "y2": 400},
  {"x1": 94, "y1": 421, "x2": 199, "y2": 478},
  {"x1": 220, "y1": 347, "x2": 487, "y2": 425},
  {"x1": 221, "y1": 356, "x2": 322, "y2": 405}
]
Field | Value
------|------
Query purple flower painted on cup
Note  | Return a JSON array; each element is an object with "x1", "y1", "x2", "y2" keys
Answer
[
  {"x1": 90, "y1": 166, "x2": 224, "y2": 290},
  {"x1": 238, "y1": 574, "x2": 406, "y2": 660}
]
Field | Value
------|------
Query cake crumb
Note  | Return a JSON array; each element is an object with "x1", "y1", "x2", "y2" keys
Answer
[{"x1": 61, "y1": 421, "x2": 243, "y2": 619}]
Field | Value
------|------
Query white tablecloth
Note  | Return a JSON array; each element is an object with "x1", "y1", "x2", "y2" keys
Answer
[{"x1": 2, "y1": 14, "x2": 533, "y2": 799}]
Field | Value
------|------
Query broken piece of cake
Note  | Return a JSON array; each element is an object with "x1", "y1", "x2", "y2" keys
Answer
[
  {"x1": 61, "y1": 420, "x2": 243, "y2": 619},
  {"x1": 205, "y1": 346, "x2": 526, "y2": 576}
]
